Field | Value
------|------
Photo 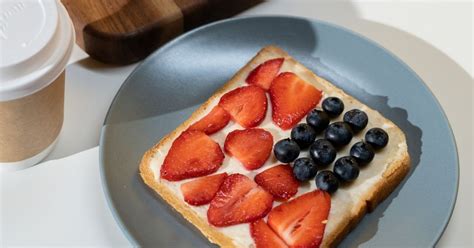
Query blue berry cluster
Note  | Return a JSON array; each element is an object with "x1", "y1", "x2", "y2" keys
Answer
[{"x1": 273, "y1": 97, "x2": 389, "y2": 194}]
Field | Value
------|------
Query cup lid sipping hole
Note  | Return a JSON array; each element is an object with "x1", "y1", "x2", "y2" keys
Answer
[{"x1": 0, "y1": 0, "x2": 58, "y2": 68}]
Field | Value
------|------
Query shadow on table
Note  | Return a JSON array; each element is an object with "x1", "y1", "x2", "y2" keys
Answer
[
  {"x1": 289, "y1": 2, "x2": 470, "y2": 247},
  {"x1": 42, "y1": 57, "x2": 137, "y2": 162}
]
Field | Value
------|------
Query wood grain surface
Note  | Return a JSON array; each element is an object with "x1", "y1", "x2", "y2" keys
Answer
[{"x1": 61, "y1": 0, "x2": 261, "y2": 64}]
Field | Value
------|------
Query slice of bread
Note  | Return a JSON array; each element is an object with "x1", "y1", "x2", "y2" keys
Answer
[{"x1": 140, "y1": 46, "x2": 410, "y2": 247}]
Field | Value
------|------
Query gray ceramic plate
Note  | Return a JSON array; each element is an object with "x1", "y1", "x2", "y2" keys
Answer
[{"x1": 100, "y1": 16, "x2": 458, "y2": 247}]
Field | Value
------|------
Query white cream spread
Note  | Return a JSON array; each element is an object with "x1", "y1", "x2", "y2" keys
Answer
[{"x1": 149, "y1": 58, "x2": 406, "y2": 247}]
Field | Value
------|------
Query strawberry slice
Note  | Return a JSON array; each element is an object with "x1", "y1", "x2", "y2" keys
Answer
[
  {"x1": 267, "y1": 190, "x2": 331, "y2": 248},
  {"x1": 187, "y1": 106, "x2": 230, "y2": 134},
  {"x1": 218, "y1": 85, "x2": 267, "y2": 128},
  {"x1": 246, "y1": 58, "x2": 284, "y2": 90},
  {"x1": 269, "y1": 72, "x2": 322, "y2": 130},
  {"x1": 254, "y1": 164, "x2": 299, "y2": 200},
  {"x1": 207, "y1": 174, "x2": 274, "y2": 227},
  {"x1": 224, "y1": 128, "x2": 274, "y2": 170},
  {"x1": 251, "y1": 219, "x2": 288, "y2": 248},
  {"x1": 180, "y1": 173, "x2": 228, "y2": 206},
  {"x1": 160, "y1": 130, "x2": 224, "y2": 181}
]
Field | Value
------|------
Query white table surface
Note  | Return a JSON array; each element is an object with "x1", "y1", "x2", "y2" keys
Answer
[{"x1": 2, "y1": 0, "x2": 472, "y2": 247}]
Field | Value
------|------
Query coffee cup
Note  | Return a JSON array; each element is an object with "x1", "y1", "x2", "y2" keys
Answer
[{"x1": 0, "y1": 0, "x2": 75, "y2": 171}]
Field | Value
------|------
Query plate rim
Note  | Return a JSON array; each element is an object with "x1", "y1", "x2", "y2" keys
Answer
[{"x1": 99, "y1": 15, "x2": 459, "y2": 247}]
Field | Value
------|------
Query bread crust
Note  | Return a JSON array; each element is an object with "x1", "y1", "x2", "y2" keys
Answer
[{"x1": 139, "y1": 46, "x2": 410, "y2": 248}]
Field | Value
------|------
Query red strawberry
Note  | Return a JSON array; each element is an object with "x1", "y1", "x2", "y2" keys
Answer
[
  {"x1": 180, "y1": 173, "x2": 228, "y2": 206},
  {"x1": 187, "y1": 106, "x2": 230, "y2": 134},
  {"x1": 224, "y1": 128, "x2": 274, "y2": 170},
  {"x1": 254, "y1": 164, "x2": 299, "y2": 200},
  {"x1": 207, "y1": 174, "x2": 273, "y2": 227},
  {"x1": 246, "y1": 58, "x2": 284, "y2": 90},
  {"x1": 269, "y1": 72, "x2": 322, "y2": 130},
  {"x1": 267, "y1": 190, "x2": 331, "y2": 248},
  {"x1": 251, "y1": 219, "x2": 288, "y2": 248},
  {"x1": 160, "y1": 130, "x2": 224, "y2": 181},
  {"x1": 218, "y1": 85, "x2": 267, "y2": 128}
]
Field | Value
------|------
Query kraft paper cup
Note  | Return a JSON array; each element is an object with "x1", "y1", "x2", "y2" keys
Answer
[{"x1": 0, "y1": 0, "x2": 75, "y2": 171}]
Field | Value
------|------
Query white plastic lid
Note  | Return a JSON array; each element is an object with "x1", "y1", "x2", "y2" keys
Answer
[{"x1": 0, "y1": 0, "x2": 74, "y2": 101}]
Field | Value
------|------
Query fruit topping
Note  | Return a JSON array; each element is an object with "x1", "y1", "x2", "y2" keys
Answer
[
  {"x1": 246, "y1": 58, "x2": 284, "y2": 90},
  {"x1": 333, "y1": 156, "x2": 360, "y2": 182},
  {"x1": 188, "y1": 106, "x2": 230, "y2": 134},
  {"x1": 274, "y1": 138, "x2": 300, "y2": 163},
  {"x1": 309, "y1": 139, "x2": 337, "y2": 166},
  {"x1": 315, "y1": 170, "x2": 339, "y2": 194},
  {"x1": 365, "y1": 127, "x2": 389, "y2": 149},
  {"x1": 270, "y1": 72, "x2": 322, "y2": 130},
  {"x1": 292, "y1": 157, "x2": 318, "y2": 182},
  {"x1": 207, "y1": 174, "x2": 273, "y2": 227},
  {"x1": 290, "y1": 123, "x2": 317, "y2": 149},
  {"x1": 306, "y1": 109, "x2": 330, "y2": 133},
  {"x1": 343, "y1": 109, "x2": 368, "y2": 132},
  {"x1": 219, "y1": 85, "x2": 267, "y2": 128},
  {"x1": 180, "y1": 173, "x2": 228, "y2": 206},
  {"x1": 322, "y1": 97, "x2": 344, "y2": 117},
  {"x1": 255, "y1": 164, "x2": 299, "y2": 200},
  {"x1": 160, "y1": 130, "x2": 224, "y2": 181},
  {"x1": 267, "y1": 190, "x2": 331, "y2": 248},
  {"x1": 251, "y1": 219, "x2": 288, "y2": 248},
  {"x1": 350, "y1": 141, "x2": 375, "y2": 164},
  {"x1": 324, "y1": 122, "x2": 353, "y2": 147},
  {"x1": 224, "y1": 128, "x2": 274, "y2": 170}
]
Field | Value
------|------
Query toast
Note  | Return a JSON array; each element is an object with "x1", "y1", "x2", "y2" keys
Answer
[{"x1": 140, "y1": 46, "x2": 410, "y2": 247}]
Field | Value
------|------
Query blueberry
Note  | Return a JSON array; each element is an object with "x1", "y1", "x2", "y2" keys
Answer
[
  {"x1": 274, "y1": 138, "x2": 300, "y2": 163},
  {"x1": 306, "y1": 109, "x2": 329, "y2": 132},
  {"x1": 343, "y1": 109, "x2": 368, "y2": 132},
  {"x1": 309, "y1": 139, "x2": 337, "y2": 166},
  {"x1": 324, "y1": 122, "x2": 353, "y2": 147},
  {"x1": 292, "y1": 158, "x2": 318, "y2": 182},
  {"x1": 365, "y1": 128, "x2": 389, "y2": 149},
  {"x1": 291, "y1": 123, "x2": 317, "y2": 149},
  {"x1": 315, "y1": 170, "x2": 339, "y2": 193},
  {"x1": 350, "y1": 141, "x2": 375, "y2": 164},
  {"x1": 322, "y1": 97, "x2": 344, "y2": 117},
  {"x1": 334, "y1": 156, "x2": 360, "y2": 182}
]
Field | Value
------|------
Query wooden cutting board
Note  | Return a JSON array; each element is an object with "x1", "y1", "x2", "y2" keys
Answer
[{"x1": 61, "y1": 0, "x2": 261, "y2": 64}]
